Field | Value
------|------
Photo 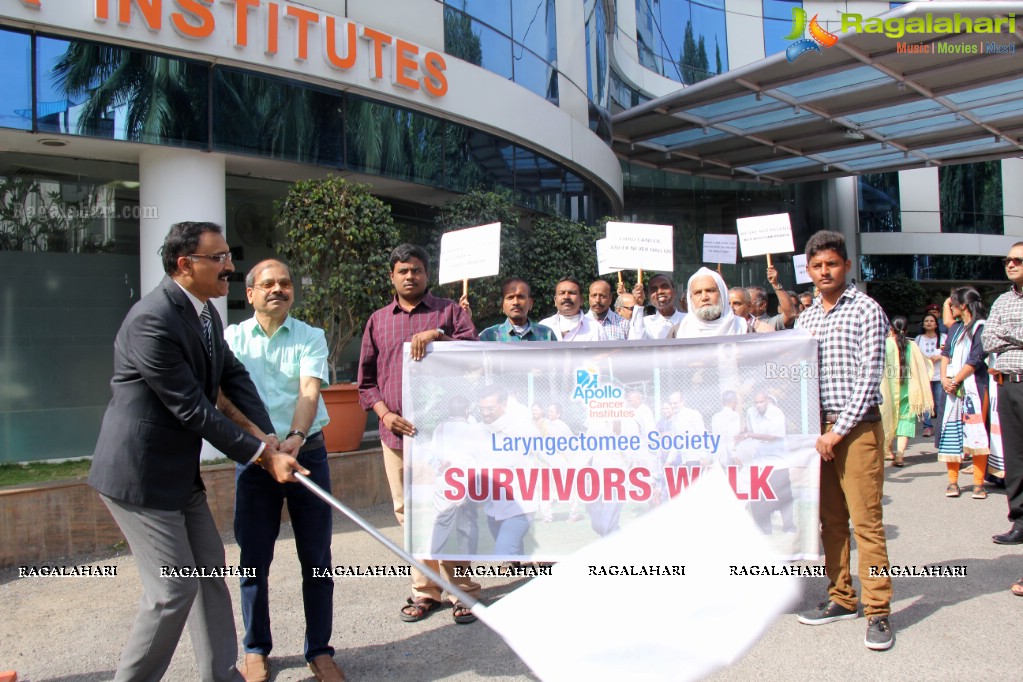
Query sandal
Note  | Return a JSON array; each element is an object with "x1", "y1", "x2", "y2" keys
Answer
[
  {"x1": 1011, "y1": 579, "x2": 1023, "y2": 597},
  {"x1": 452, "y1": 600, "x2": 477, "y2": 625},
  {"x1": 972, "y1": 486, "x2": 988, "y2": 500},
  {"x1": 884, "y1": 452, "x2": 895, "y2": 461},
  {"x1": 399, "y1": 597, "x2": 441, "y2": 623},
  {"x1": 945, "y1": 484, "x2": 960, "y2": 498},
  {"x1": 893, "y1": 452, "x2": 905, "y2": 467}
]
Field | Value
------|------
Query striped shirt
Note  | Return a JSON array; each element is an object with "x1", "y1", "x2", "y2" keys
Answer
[
  {"x1": 982, "y1": 284, "x2": 1023, "y2": 372},
  {"x1": 795, "y1": 284, "x2": 888, "y2": 437},
  {"x1": 586, "y1": 308, "x2": 631, "y2": 341},
  {"x1": 357, "y1": 291, "x2": 477, "y2": 449}
]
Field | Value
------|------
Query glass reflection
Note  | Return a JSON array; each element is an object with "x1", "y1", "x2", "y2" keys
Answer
[
  {"x1": 38, "y1": 36, "x2": 208, "y2": 147},
  {"x1": 0, "y1": 29, "x2": 32, "y2": 131},
  {"x1": 634, "y1": 0, "x2": 728, "y2": 84},
  {"x1": 213, "y1": 68, "x2": 343, "y2": 165}
]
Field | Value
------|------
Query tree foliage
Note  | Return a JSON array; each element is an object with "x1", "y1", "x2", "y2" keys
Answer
[
  {"x1": 523, "y1": 215, "x2": 604, "y2": 319},
  {"x1": 867, "y1": 273, "x2": 927, "y2": 321},
  {"x1": 275, "y1": 176, "x2": 399, "y2": 383},
  {"x1": 431, "y1": 189, "x2": 523, "y2": 327}
]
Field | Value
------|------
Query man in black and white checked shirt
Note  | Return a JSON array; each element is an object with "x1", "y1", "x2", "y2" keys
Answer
[
  {"x1": 984, "y1": 242, "x2": 1023, "y2": 564},
  {"x1": 794, "y1": 230, "x2": 894, "y2": 651}
]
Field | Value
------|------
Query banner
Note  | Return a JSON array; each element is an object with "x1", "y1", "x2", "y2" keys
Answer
[{"x1": 402, "y1": 333, "x2": 822, "y2": 562}]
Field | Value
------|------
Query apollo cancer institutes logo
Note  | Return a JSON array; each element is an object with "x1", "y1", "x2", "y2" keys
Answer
[{"x1": 784, "y1": 9, "x2": 1018, "y2": 61}]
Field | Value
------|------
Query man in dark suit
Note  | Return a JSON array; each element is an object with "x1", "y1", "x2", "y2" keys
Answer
[{"x1": 89, "y1": 221, "x2": 307, "y2": 682}]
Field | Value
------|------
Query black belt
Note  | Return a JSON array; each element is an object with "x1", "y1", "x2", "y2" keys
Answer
[
  {"x1": 992, "y1": 371, "x2": 1023, "y2": 385},
  {"x1": 299, "y1": 431, "x2": 325, "y2": 454},
  {"x1": 822, "y1": 406, "x2": 881, "y2": 424}
]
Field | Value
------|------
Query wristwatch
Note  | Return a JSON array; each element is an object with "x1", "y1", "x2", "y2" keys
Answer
[
  {"x1": 435, "y1": 327, "x2": 445, "y2": 337},
  {"x1": 286, "y1": 429, "x2": 307, "y2": 446}
]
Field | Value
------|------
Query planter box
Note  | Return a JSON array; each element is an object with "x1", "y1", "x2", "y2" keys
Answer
[{"x1": 0, "y1": 448, "x2": 388, "y2": 569}]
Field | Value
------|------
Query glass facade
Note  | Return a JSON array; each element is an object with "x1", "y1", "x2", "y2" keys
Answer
[
  {"x1": 443, "y1": 0, "x2": 559, "y2": 103},
  {"x1": 583, "y1": 0, "x2": 612, "y2": 142},
  {"x1": 860, "y1": 254, "x2": 1006, "y2": 282},
  {"x1": 763, "y1": 0, "x2": 801, "y2": 57},
  {"x1": 0, "y1": 28, "x2": 609, "y2": 223},
  {"x1": 0, "y1": 154, "x2": 143, "y2": 463},
  {"x1": 622, "y1": 161, "x2": 827, "y2": 291},
  {"x1": 635, "y1": 0, "x2": 728, "y2": 85},
  {"x1": 939, "y1": 161, "x2": 1003, "y2": 234},
  {"x1": 858, "y1": 172, "x2": 901, "y2": 232}
]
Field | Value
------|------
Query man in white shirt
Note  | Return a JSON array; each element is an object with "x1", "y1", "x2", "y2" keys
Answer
[
  {"x1": 539, "y1": 277, "x2": 607, "y2": 341},
  {"x1": 738, "y1": 388, "x2": 795, "y2": 535},
  {"x1": 672, "y1": 268, "x2": 748, "y2": 338},
  {"x1": 629, "y1": 274, "x2": 686, "y2": 339}
]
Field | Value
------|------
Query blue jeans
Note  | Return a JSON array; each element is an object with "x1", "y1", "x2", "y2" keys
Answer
[
  {"x1": 235, "y1": 443, "x2": 333, "y2": 662},
  {"x1": 928, "y1": 380, "x2": 947, "y2": 446},
  {"x1": 487, "y1": 513, "x2": 532, "y2": 555}
]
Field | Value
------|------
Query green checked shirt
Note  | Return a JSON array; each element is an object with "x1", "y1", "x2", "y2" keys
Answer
[
  {"x1": 224, "y1": 315, "x2": 330, "y2": 439},
  {"x1": 479, "y1": 318, "x2": 557, "y2": 342}
]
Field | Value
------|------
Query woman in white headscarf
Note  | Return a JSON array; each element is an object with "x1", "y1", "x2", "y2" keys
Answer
[{"x1": 671, "y1": 267, "x2": 749, "y2": 338}]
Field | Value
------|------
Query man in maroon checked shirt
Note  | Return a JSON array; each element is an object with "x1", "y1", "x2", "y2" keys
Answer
[{"x1": 357, "y1": 243, "x2": 482, "y2": 625}]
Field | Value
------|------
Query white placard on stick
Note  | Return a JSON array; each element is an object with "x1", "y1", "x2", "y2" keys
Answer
[
  {"x1": 438, "y1": 222, "x2": 501, "y2": 284},
  {"x1": 596, "y1": 239, "x2": 623, "y2": 276},
  {"x1": 605, "y1": 222, "x2": 674, "y2": 272},
  {"x1": 736, "y1": 214, "x2": 794, "y2": 258},
  {"x1": 702, "y1": 234, "x2": 738, "y2": 265},
  {"x1": 792, "y1": 253, "x2": 812, "y2": 284}
]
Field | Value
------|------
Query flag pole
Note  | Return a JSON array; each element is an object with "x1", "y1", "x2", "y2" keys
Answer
[{"x1": 293, "y1": 472, "x2": 481, "y2": 609}]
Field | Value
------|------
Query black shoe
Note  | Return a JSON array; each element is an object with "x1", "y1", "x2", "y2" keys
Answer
[
  {"x1": 865, "y1": 616, "x2": 894, "y2": 650},
  {"x1": 992, "y1": 527, "x2": 1023, "y2": 545},
  {"x1": 796, "y1": 600, "x2": 858, "y2": 625}
]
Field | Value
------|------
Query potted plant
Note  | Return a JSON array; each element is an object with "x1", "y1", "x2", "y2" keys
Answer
[{"x1": 276, "y1": 176, "x2": 399, "y2": 451}]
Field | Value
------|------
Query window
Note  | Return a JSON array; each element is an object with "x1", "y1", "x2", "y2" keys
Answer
[
  {"x1": 858, "y1": 173, "x2": 901, "y2": 232},
  {"x1": 634, "y1": 0, "x2": 728, "y2": 85},
  {"x1": 0, "y1": 29, "x2": 31, "y2": 131},
  {"x1": 939, "y1": 161, "x2": 1003, "y2": 234},
  {"x1": 763, "y1": 0, "x2": 802, "y2": 57}
]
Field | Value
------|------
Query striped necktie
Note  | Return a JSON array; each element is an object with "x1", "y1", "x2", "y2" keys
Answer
[{"x1": 199, "y1": 303, "x2": 213, "y2": 356}]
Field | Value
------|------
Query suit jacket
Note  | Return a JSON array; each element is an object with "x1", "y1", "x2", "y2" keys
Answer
[{"x1": 89, "y1": 276, "x2": 274, "y2": 510}]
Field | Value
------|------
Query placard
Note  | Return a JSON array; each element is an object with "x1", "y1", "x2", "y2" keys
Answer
[
  {"x1": 703, "y1": 234, "x2": 738, "y2": 264},
  {"x1": 604, "y1": 222, "x2": 674, "y2": 272},
  {"x1": 736, "y1": 214, "x2": 794, "y2": 258},
  {"x1": 793, "y1": 253, "x2": 812, "y2": 284},
  {"x1": 438, "y1": 222, "x2": 502, "y2": 284},
  {"x1": 596, "y1": 238, "x2": 623, "y2": 276}
]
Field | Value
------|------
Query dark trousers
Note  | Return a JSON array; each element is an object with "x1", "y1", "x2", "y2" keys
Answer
[
  {"x1": 235, "y1": 444, "x2": 334, "y2": 662},
  {"x1": 998, "y1": 381, "x2": 1023, "y2": 528}
]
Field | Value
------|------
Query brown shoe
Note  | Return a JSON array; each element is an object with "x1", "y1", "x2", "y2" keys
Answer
[
  {"x1": 308, "y1": 654, "x2": 346, "y2": 682},
  {"x1": 241, "y1": 653, "x2": 269, "y2": 682}
]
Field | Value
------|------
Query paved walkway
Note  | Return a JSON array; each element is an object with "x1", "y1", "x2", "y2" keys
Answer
[{"x1": 2, "y1": 437, "x2": 1020, "y2": 681}]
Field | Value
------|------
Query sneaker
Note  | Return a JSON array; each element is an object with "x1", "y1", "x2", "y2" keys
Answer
[
  {"x1": 945, "y1": 484, "x2": 960, "y2": 497},
  {"x1": 865, "y1": 616, "x2": 894, "y2": 650},
  {"x1": 972, "y1": 485, "x2": 988, "y2": 500},
  {"x1": 796, "y1": 600, "x2": 859, "y2": 625}
]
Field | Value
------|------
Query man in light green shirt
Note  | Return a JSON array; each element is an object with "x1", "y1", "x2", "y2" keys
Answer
[{"x1": 220, "y1": 259, "x2": 344, "y2": 682}]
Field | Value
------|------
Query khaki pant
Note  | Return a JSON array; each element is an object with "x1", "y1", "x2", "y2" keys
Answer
[
  {"x1": 382, "y1": 442, "x2": 481, "y2": 604},
  {"x1": 819, "y1": 421, "x2": 893, "y2": 617}
]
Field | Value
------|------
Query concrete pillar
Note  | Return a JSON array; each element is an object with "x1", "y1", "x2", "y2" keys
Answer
[
  {"x1": 138, "y1": 148, "x2": 227, "y2": 319},
  {"x1": 828, "y1": 176, "x2": 861, "y2": 284}
]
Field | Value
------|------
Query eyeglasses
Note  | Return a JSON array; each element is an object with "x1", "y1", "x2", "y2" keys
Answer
[
  {"x1": 252, "y1": 279, "x2": 294, "y2": 292},
  {"x1": 1003, "y1": 257, "x2": 1023, "y2": 267},
  {"x1": 188, "y1": 252, "x2": 233, "y2": 264}
]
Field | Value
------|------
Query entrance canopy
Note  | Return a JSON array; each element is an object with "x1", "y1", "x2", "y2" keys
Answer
[{"x1": 612, "y1": 2, "x2": 1023, "y2": 184}]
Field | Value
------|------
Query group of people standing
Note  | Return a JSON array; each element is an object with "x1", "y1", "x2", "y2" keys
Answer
[{"x1": 87, "y1": 214, "x2": 1023, "y2": 680}]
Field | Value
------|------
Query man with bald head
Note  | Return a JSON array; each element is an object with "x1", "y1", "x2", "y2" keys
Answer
[
  {"x1": 671, "y1": 268, "x2": 748, "y2": 338},
  {"x1": 728, "y1": 287, "x2": 756, "y2": 332},
  {"x1": 221, "y1": 258, "x2": 344, "y2": 682},
  {"x1": 586, "y1": 279, "x2": 631, "y2": 340}
]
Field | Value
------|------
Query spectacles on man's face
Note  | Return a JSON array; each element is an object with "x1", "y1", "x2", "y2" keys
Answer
[
  {"x1": 188, "y1": 252, "x2": 233, "y2": 264},
  {"x1": 1003, "y1": 257, "x2": 1023, "y2": 268},
  {"x1": 252, "y1": 279, "x2": 294, "y2": 292}
]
